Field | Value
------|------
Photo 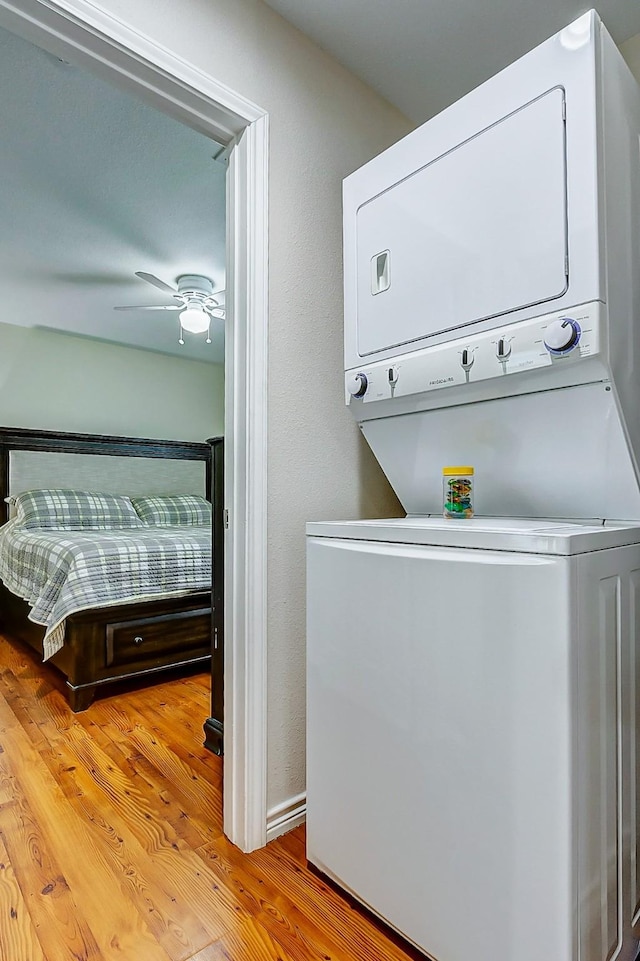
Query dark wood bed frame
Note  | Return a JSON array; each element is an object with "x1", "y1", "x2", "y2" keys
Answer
[{"x1": 0, "y1": 427, "x2": 223, "y2": 730}]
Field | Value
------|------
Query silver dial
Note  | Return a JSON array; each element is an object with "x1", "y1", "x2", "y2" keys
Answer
[{"x1": 543, "y1": 318, "x2": 580, "y2": 354}]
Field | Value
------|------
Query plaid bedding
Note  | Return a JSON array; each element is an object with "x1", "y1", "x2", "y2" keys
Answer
[
  {"x1": 0, "y1": 519, "x2": 212, "y2": 660},
  {"x1": 131, "y1": 494, "x2": 212, "y2": 526},
  {"x1": 11, "y1": 488, "x2": 143, "y2": 530}
]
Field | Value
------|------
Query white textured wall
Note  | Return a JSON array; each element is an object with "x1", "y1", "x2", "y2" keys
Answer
[
  {"x1": 0, "y1": 321, "x2": 224, "y2": 441},
  {"x1": 91, "y1": 0, "x2": 411, "y2": 811},
  {"x1": 620, "y1": 31, "x2": 640, "y2": 81}
]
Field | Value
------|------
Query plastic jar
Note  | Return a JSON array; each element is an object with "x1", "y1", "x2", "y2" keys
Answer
[{"x1": 443, "y1": 466, "x2": 474, "y2": 519}]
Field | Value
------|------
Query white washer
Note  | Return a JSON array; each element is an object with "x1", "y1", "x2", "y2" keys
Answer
[{"x1": 307, "y1": 517, "x2": 640, "y2": 961}]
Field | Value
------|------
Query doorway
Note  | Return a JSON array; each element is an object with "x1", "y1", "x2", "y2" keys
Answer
[{"x1": 0, "y1": 0, "x2": 269, "y2": 852}]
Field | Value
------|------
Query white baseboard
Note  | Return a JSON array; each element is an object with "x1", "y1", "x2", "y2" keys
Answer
[{"x1": 266, "y1": 791, "x2": 306, "y2": 843}]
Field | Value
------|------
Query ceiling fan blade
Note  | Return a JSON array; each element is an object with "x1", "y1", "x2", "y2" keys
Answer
[
  {"x1": 36, "y1": 270, "x2": 130, "y2": 286},
  {"x1": 135, "y1": 271, "x2": 179, "y2": 295},
  {"x1": 114, "y1": 304, "x2": 182, "y2": 311}
]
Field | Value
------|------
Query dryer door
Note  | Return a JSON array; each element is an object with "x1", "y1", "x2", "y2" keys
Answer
[{"x1": 356, "y1": 87, "x2": 568, "y2": 356}]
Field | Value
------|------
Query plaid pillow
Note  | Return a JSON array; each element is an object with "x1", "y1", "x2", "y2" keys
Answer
[
  {"x1": 14, "y1": 489, "x2": 143, "y2": 530},
  {"x1": 132, "y1": 494, "x2": 212, "y2": 526}
]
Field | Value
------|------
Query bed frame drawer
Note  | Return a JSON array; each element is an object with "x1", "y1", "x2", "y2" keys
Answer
[{"x1": 106, "y1": 607, "x2": 211, "y2": 668}]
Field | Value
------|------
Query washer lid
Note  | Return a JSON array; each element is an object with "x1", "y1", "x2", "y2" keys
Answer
[{"x1": 305, "y1": 516, "x2": 640, "y2": 555}]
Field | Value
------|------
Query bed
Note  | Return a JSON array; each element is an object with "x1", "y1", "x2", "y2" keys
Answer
[{"x1": 0, "y1": 427, "x2": 223, "y2": 715}]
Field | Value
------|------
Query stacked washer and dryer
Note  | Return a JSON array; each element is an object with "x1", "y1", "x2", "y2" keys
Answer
[{"x1": 306, "y1": 11, "x2": 640, "y2": 961}]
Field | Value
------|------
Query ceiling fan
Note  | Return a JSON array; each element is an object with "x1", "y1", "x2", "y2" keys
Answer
[{"x1": 115, "y1": 272, "x2": 225, "y2": 344}]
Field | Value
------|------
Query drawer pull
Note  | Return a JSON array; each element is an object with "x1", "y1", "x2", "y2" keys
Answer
[{"x1": 133, "y1": 635, "x2": 144, "y2": 645}]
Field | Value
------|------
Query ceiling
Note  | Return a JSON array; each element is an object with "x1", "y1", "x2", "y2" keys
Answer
[
  {"x1": 264, "y1": 0, "x2": 640, "y2": 122},
  {"x1": 5, "y1": 5, "x2": 638, "y2": 368},
  {"x1": 0, "y1": 26, "x2": 226, "y2": 364}
]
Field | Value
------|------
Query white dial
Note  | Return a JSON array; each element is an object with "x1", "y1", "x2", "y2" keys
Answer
[
  {"x1": 543, "y1": 318, "x2": 580, "y2": 354},
  {"x1": 347, "y1": 372, "x2": 368, "y2": 398}
]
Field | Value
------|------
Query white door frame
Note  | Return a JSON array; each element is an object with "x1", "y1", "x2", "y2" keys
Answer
[{"x1": 0, "y1": 0, "x2": 269, "y2": 852}]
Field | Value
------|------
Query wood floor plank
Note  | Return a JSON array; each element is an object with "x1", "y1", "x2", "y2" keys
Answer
[
  {"x1": 108, "y1": 683, "x2": 223, "y2": 777},
  {"x1": 0, "y1": 800, "x2": 102, "y2": 961},
  {"x1": 188, "y1": 919, "x2": 288, "y2": 961},
  {"x1": 0, "y1": 646, "x2": 65, "y2": 719},
  {"x1": 0, "y1": 746, "x2": 16, "y2": 807},
  {"x1": 25, "y1": 709, "x2": 264, "y2": 958},
  {"x1": 0, "y1": 694, "x2": 174, "y2": 961},
  {"x1": 0, "y1": 831, "x2": 47, "y2": 961},
  {"x1": 73, "y1": 716, "x2": 212, "y2": 849},
  {"x1": 121, "y1": 693, "x2": 223, "y2": 776},
  {"x1": 78, "y1": 707, "x2": 222, "y2": 847},
  {"x1": 54, "y1": 725, "x2": 229, "y2": 953},
  {"x1": 122, "y1": 722, "x2": 223, "y2": 830},
  {"x1": 199, "y1": 834, "x2": 419, "y2": 961},
  {"x1": 12, "y1": 699, "x2": 225, "y2": 961},
  {"x1": 0, "y1": 634, "x2": 419, "y2": 961},
  {"x1": 196, "y1": 840, "x2": 346, "y2": 961},
  {"x1": 274, "y1": 827, "x2": 307, "y2": 868},
  {"x1": 0, "y1": 669, "x2": 69, "y2": 755},
  {"x1": 189, "y1": 928, "x2": 284, "y2": 961}
]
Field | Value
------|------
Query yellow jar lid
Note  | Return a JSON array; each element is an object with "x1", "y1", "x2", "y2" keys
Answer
[{"x1": 442, "y1": 466, "x2": 474, "y2": 475}]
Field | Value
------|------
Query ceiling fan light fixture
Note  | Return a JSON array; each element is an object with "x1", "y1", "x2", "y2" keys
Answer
[{"x1": 180, "y1": 305, "x2": 210, "y2": 334}]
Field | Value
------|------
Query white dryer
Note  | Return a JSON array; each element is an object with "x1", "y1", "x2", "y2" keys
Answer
[{"x1": 307, "y1": 10, "x2": 640, "y2": 961}]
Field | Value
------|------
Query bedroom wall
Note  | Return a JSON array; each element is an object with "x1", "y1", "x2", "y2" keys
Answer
[
  {"x1": 620, "y1": 30, "x2": 640, "y2": 79},
  {"x1": 0, "y1": 321, "x2": 224, "y2": 442},
  {"x1": 86, "y1": 0, "x2": 412, "y2": 818}
]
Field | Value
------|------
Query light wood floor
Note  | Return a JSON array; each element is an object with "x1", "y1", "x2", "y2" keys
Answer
[{"x1": 0, "y1": 632, "x2": 420, "y2": 961}]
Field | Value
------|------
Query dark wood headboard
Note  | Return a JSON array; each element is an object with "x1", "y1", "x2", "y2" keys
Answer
[{"x1": 0, "y1": 427, "x2": 223, "y2": 525}]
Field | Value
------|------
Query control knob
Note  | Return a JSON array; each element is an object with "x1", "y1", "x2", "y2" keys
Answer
[
  {"x1": 460, "y1": 348, "x2": 474, "y2": 371},
  {"x1": 496, "y1": 337, "x2": 511, "y2": 361},
  {"x1": 347, "y1": 372, "x2": 368, "y2": 398},
  {"x1": 543, "y1": 318, "x2": 581, "y2": 354}
]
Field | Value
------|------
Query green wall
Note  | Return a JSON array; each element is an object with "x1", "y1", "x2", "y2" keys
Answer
[{"x1": 0, "y1": 322, "x2": 224, "y2": 442}]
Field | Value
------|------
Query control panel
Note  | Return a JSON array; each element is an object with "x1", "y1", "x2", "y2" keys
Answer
[{"x1": 346, "y1": 302, "x2": 602, "y2": 404}]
